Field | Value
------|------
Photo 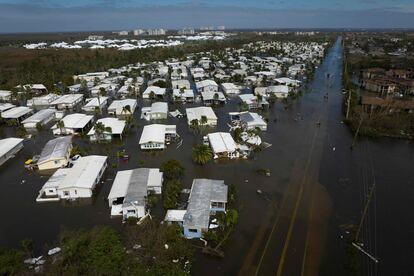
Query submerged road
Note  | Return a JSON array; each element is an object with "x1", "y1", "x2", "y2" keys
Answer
[{"x1": 239, "y1": 37, "x2": 343, "y2": 276}]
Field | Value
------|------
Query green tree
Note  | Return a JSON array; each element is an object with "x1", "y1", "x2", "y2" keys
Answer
[
  {"x1": 93, "y1": 122, "x2": 112, "y2": 143},
  {"x1": 192, "y1": 144, "x2": 213, "y2": 165},
  {"x1": 190, "y1": 119, "x2": 199, "y2": 131},
  {"x1": 160, "y1": 159, "x2": 184, "y2": 180},
  {"x1": 200, "y1": 115, "x2": 208, "y2": 126},
  {"x1": 163, "y1": 179, "x2": 182, "y2": 209},
  {"x1": 57, "y1": 120, "x2": 65, "y2": 135}
]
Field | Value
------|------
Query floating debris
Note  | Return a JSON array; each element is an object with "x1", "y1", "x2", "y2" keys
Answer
[{"x1": 47, "y1": 247, "x2": 61, "y2": 256}]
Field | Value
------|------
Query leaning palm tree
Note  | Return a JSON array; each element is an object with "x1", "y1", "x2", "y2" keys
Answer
[
  {"x1": 57, "y1": 120, "x2": 65, "y2": 135},
  {"x1": 192, "y1": 144, "x2": 213, "y2": 165}
]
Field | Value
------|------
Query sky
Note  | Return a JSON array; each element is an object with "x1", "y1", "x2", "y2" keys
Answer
[{"x1": 0, "y1": 0, "x2": 413, "y2": 33}]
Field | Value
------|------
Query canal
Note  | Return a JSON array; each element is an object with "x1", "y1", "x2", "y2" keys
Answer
[{"x1": 0, "y1": 37, "x2": 413, "y2": 275}]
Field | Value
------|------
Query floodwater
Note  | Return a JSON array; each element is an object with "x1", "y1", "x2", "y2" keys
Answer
[{"x1": 0, "y1": 37, "x2": 413, "y2": 275}]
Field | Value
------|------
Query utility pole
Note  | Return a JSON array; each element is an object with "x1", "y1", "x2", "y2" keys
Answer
[
  {"x1": 353, "y1": 181, "x2": 379, "y2": 264},
  {"x1": 355, "y1": 182, "x2": 376, "y2": 241},
  {"x1": 346, "y1": 90, "x2": 351, "y2": 119},
  {"x1": 350, "y1": 116, "x2": 363, "y2": 149}
]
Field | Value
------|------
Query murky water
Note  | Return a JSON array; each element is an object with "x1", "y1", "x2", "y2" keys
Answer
[{"x1": 0, "y1": 37, "x2": 413, "y2": 275}]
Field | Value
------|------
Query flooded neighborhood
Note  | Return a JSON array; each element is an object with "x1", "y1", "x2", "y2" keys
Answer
[{"x1": 0, "y1": 21, "x2": 414, "y2": 276}]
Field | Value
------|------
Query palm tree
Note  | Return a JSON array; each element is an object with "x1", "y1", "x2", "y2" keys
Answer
[
  {"x1": 149, "y1": 91, "x2": 156, "y2": 101},
  {"x1": 192, "y1": 144, "x2": 213, "y2": 165},
  {"x1": 121, "y1": 105, "x2": 131, "y2": 117},
  {"x1": 57, "y1": 120, "x2": 65, "y2": 135},
  {"x1": 94, "y1": 122, "x2": 112, "y2": 143},
  {"x1": 200, "y1": 115, "x2": 208, "y2": 126},
  {"x1": 190, "y1": 119, "x2": 199, "y2": 131}
]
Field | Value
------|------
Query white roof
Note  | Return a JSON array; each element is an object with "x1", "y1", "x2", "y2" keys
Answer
[
  {"x1": 267, "y1": 85, "x2": 289, "y2": 94},
  {"x1": 50, "y1": 94, "x2": 83, "y2": 105},
  {"x1": 0, "y1": 138, "x2": 23, "y2": 158},
  {"x1": 22, "y1": 109, "x2": 55, "y2": 124},
  {"x1": 143, "y1": 86, "x2": 166, "y2": 96},
  {"x1": 150, "y1": 102, "x2": 168, "y2": 113},
  {"x1": 186, "y1": 106, "x2": 217, "y2": 121},
  {"x1": 41, "y1": 168, "x2": 70, "y2": 189},
  {"x1": 173, "y1": 89, "x2": 194, "y2": 98},
  {"x1": 52, "y1": 113, "x2": 93, "y2": 129},
  {"x1": 221, "y1": 82, "x2": 239, "y2": 90},
  {"x1": 58, "y1": 155, "x2": 107, "y2": 190},
  {"x1": 239, "y1": 94, "x2": 257, "y2": 104},
  {"x1": 38, "y1": 136, "x2": 72, "y2": 164},
  {"x1": 139, "y1": 124, "x2": 175, "y2": 144},
  {"x1": 83, "y1": 97, "x2": 108, "y2": 109},
  {"x1": 108, "y1": 99, "x2": 137, "y2": 113},
  {"x1": 1, "y1": 106, "x2": 32, "y2": 119},
  {"x1": 208, "y1": 132, "x2": 237, "y2": 153},
  {"x1": 196, "y1": 79, "x2": 218, "y2": 88},
  {"x1": 0, "y1": 103, "x2": 16, "y2": 112},
  {"x1": 88, "y1": 117, "x2": 126, "y2": 136},
  {"x1": 164, "y1": 210, "x2": 186, "y2": 222},
  {"x1": 0, "y1": 90, "x2": 11, "y2": 97},
  {"x1": 108, "y1": 170, "x2": 132, "y2": 200},
  {"x1": 201, "y1": 91, "x2": 226, "y2": 101}
]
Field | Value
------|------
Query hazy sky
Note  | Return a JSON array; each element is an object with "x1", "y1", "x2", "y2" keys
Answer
[{"x1": 0, "y1": 0, "x2": 413, "y2": 33}]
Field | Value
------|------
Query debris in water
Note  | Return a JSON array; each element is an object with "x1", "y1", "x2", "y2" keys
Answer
[
  {"x1": 257, "y1": 189, "x2": 262, "y2": 194},
  {"x1": 164, "y1": 244, "x2": 169, "y2": 250},
  {"x1": 332, "y1": 147, "x2": 336, "y2": 151},
  {"x1": 47, "y1": 247, "x2": 61, "y2": 256}
]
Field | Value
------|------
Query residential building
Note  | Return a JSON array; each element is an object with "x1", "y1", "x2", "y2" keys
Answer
[
  {"x1": 1, "y1": 106, "x2": 33, "y2": 122},
  {"x1": 50, "y1": 94, "x2": 84, "y2": 110},
  {"x1": 196, "y1": 80, "x2": 218, "y2": 93},
  {"x1": 82, "y1": 97, "x2": 109, "y2": 113},
  {"x1": 37, "y1": 155, "x2": 108, "y2": 201},
  {"x1": 108, "y1": 168, "x2": 163, "y2": 218},
  {"x1": 142, "y1": 86, "x2": 166, "y2": 99},
  {"x1": 229, "y1": 111, "x2": 267, "y2": 131},
  {"x1": 186, "y1": 106, "x2": 218, "y2": 126},
  {"x1": 182, "y1": 179, "x2": 227, "y2": 239},
  {"x1": 139, "y1": 124, "x2": 177, "y2": 150},
  {"x1": 172, "y1": 89, "x2": 194, "y2": 102},
  {"x1": 51, "y1": 113, "x2": 94, "y2": 135},
  {"x1": 108, "y1": 99, "x2": 137, "y2": 117},
  {"x1": 0, "y1": 90, "x2": 11, "y2": 102},
  {"x1": 201, "y1": 91, "x2": 226, "y2": 105},
  {"x1": 27, "y1": 93, "x2": 59, "y2": 109},
  {"x1": 238, "y1": 94, "x2": 269, "y2": 109},
  {"x1": 206, "y1": 132, "x2": 239, "y2": 159},
  {"x1": 22, "y1": 109, "x2": 55, "y2": 130},
  {"x1": 141, "y1": 102, "x2": 168, "y2": 121},
  {"x1": 221, "y1": 83, "x2": 240, "y2": 95},
  {"x1": 0, "y1": 138, "x2": 24, "y2": 166},
  {"x1": 36, "y1": 136, "x2": 72, "y2": 171},
  {"x1": 88, "y1": 118, "x2": 126, "y2": 142}
]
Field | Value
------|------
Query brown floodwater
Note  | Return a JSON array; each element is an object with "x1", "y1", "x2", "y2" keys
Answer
[{"x1": 0, "y1": 37, "x2": 413, "y2": 275}]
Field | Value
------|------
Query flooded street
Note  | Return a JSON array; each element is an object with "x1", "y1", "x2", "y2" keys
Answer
[{"x1": 1, "y1": 37, "x2": 413, "y2": 275}]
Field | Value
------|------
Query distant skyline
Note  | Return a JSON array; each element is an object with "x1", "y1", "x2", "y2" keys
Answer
[{"x1": 0, "y1": 0, "x2": 414, "y2": 33}]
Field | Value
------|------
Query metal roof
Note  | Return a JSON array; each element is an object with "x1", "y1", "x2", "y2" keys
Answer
[
  {"x1": 207, "y1": 132, "x2": 237, "y2": 154},
  {"x1": 22, "y1": 109, "x2": 55, "y2": 124},
  {"x1": 139, "y1": 124, "x2": 175, "y2": 144},
  {"x1": 183, "y1": 179, "x2": 227, "y2": 229},
  {"x1": 1, "y1": 106, "x2": 32, "y2": 119},
  {"x1": 122, "y1": 168, "x2": 150, "y2": 207},
  {"x1": 0, "y1": 138, "x2": 23, "y2": 158},
  {"x1": 38, "y1": 136, "x2": 72, "y2": 164},
  {"x1": 58, "y1": 155, "x2": 107, "y2": 190}
]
